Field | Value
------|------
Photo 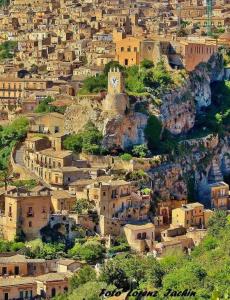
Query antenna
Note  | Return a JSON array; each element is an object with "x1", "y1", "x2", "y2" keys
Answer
[{"x1": 207, "y1": 0, "x2": 213, "y2": 36}]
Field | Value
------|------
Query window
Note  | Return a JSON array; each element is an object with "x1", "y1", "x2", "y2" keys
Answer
[
  {"x1": 27, "y1": 207, "x2": 34, "y2": 217},
  {"x1": 137, "y1": 233, "x2": 141, "y2": 239},
  {"x1": 142, "y1": 232, "x2": 146, "y2": 239},
  {"x1": 121, "y1": 47, "x2": 124, "y2": 52},
  {"x1": 14, "y1": 266, "x2": 20, "y2": 275},
  {"x1": 124, "y1": 59, "x2": 128, "y2": 66},
  {"x1": 8, "y1": 206, "x2": 12, "y2": 217},
  {"x1": 29, "y1": 221, "x2": 32, "y2": 227},
  {"x1": 19, "y1": 291, "x2": 23, "y2": 299}
]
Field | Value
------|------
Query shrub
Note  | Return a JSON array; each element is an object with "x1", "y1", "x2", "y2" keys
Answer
[
  {"x1": 120, "y1": 153, "x2": 133, "y2": 161},
  {"x1": 63, "y1": 122, "x2": 103, "y2": 155},
  {"x1": 132, "y1": 144, "x2": 148, "y2": 158}
]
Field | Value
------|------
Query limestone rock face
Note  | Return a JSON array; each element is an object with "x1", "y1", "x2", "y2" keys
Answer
[
  {"x1": 160, "y1": 89, "x2": 196, "y2": 135},
  {"x1": 159, "y1": 53, "x2": 224, "y2": 134},
  {"x1": 64, "y1": 98, "x2": 147, "y2": 150},
  {"x1": 190, "y1": 53, "x2": 224, "y2": 110},
  {"x1": 64, "y1": 98, "x2": 105, "y2": 134},
  {"x1": 148, "y1": 164, "x2": 188, "y2": 201},
  {"x1": 102, "y1": 113, "x2": 148, "y2": 150}
]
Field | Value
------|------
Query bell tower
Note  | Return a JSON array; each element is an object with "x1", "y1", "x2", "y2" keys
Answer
[{"x1": 108, "y1": 68, "x2": 125, "y2": 95}]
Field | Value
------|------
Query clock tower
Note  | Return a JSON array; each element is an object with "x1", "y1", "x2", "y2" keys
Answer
[
  {"x1": 108, "y1": 67, "x2": 125, "y2": 95},
  {"x1": 103, "y1": 67, "x2": 129, "y2": 116}
]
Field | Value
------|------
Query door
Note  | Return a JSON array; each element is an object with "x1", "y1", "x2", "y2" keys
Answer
[
  {"x1": 4, "y1": 293, "x2": 8, "y2": 300},
  {"x1": 2, "y1": 267, "x2": 7, "y2": 275},
  {"x1": 51, "y1": 288, "x2": 56, "y2": 297}
]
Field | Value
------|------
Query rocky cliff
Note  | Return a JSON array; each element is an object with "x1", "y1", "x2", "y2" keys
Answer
[
  {"x1": 64, "y1": 96, "x2": 148, "y2": 150},
  {"x1": 102, "y1": 113, "x2": 148, "y2": 150},
  {"x1": 147, "y1": 133, "x2": 230, "y2": 207},
  {"x1": 159, "y1": 53, "x2": 224, "y2": 134},
  {"x1": 64, "y1": 53, "x2": 224, "y2": 149}
]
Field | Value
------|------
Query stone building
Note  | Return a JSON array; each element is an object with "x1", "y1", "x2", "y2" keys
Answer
[
  {"x1": 0, "y1": 190, "x2": 51, "y2": 241},
  {"x1": 208, "y1": 181, "x2": 229, "y2": 210},
  {"x1": 85, "y1": 179, "x2": 151, "y2": 236},
  {"x1": 124, "y1": 222, "x2": 155, "y2": 252},
  {"x1": 172, "y1": 202, "x2": 213, "y2": 229}
]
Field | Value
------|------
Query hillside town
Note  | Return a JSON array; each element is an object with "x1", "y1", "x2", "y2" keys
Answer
[{"x1": 0, "y1": 0, "x2": 230, "y2": 299}]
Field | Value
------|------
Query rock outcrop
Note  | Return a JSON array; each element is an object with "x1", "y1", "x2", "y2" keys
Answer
[
  {"x1": 159, "y1": 53, "x2": 224, "y2": 134},
  {"x1": 102, "y1": 112, "x2": 148, "y2": 150},
  {"x1": 64, "y1": 96, "x2": 148, "y2": 150}
]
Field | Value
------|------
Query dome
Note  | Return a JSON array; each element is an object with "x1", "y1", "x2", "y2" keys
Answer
[
  {"x1": 219, "y1": 32, "x2": 230, "y2": 41},
  {"x1": 103, "y1": 93, "x2": 129, "y2": 115}
]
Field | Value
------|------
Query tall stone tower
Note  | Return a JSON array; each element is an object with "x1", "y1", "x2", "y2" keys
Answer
[
  {"x1": 103, "y1": 68, "x2": 129, "y2": 116},
  {"x1": 108, "y1": 68, "x2": 125, "y2": 95}
]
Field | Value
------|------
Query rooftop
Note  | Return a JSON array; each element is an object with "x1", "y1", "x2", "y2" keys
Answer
[{"x1": 124, "y1": 222, "x2": 154, "y2": 231}]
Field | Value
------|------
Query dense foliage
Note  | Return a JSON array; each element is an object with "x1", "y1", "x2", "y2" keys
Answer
[
  {"x1": 73, "y1": 198, "x2": 94, "y2": 214},
  {"x1": 0, "y1": 41, "x2": 17, "y2": 60},
  {"x1": 78, "y1": 60, "x2": 180, "y2": 96},
  {"x1": 63, "y1": 121, "x2": 104, "y2": 155},
  {"x1": 54, "y1": 212, "x2": 230, "y2": 300},
  {"x1": 0, "y1": 239, "x2": 25, "y2": 252},
  {"x1": 35, "y1": 96, "x2": 66, "y2": 114},
  {"x1": 0, "y1": 117, "x2": 29, "y2": 170},
  {"x1": 68, "y1": 238, "x2": 105, "y2": 262}
]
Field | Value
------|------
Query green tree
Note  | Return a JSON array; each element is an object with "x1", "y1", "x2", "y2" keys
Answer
[
  {"x1": 73, "y1": 198, "x2": 94, "y2": 214},
  {"x1": 208, "y1": 210, "x2": 228, "y2": 236},
  {"x1": 132, "y1": 144, "x2": 148, "y2": 158},
  {"x1": 63, "y1": 122, "x2": 103, "y2": 155},
  {"x1": 144, "y1": 61, "x2": 172, "y2": 90},
  {"x1": 0, "y1": 117, "x2": 28, "y2": 170},
  {"x1": 120, "y1": 153, "x2": 133, "y2": 161},
  {"x1": 141, "y1": 59, "x2": 154, "y2": 69},
  {"x1": 63, "y1": 134, "x2": 83, "y2": 153},
  {"x1": 68, "y1": 240, "x2": 105, "y2": 262},
  {"x1": 68, "y1": 281, "x2": 110, "y2": 300},
  {"x1": 0, "y1": 41, "x2": 17, "y2": 60},
  {"x1": 70, "y1": 265, "x2": 97, "y2": 290}
]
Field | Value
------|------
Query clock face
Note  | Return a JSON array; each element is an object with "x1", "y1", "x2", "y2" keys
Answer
[{"x1": 110, "y1": 77, "x2": 119, "y2": 88}]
